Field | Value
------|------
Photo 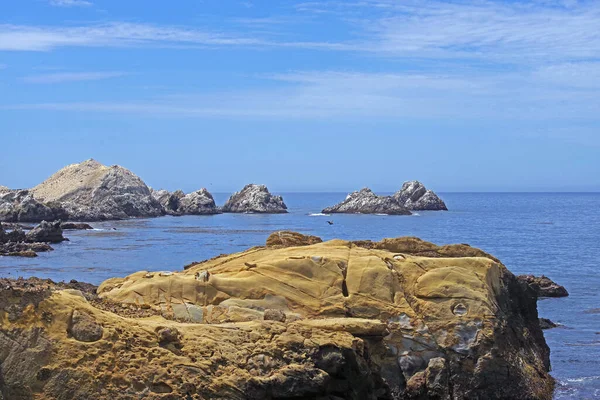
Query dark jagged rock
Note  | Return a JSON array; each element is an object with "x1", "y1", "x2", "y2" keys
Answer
[
  {"x1": 393, "y1": 181, "x2": 447, "y2": 211},
  {"x1": 31, "y1": 159, "x2": 163, "y2": 221},
  {"x1": 61, "y1": 222, "x2": 94, "y2": 230},
  {"x1": 0, "y1": 222, "x2": 61, "y2": 257},
  {"x1": 0, "y1": 189, "x2": 68, "y2": 223},
  {"x1": 539, "y1": 318, "x2": 559, "y2": 330},
  {"x1": 322, "y1": 188, "x2": 412, "y2": 215},
  {"x1": 517, "y1": 275, "x2": 569, "y2": 298},
  {"x1": 26, "y1": 220, "x2": 66, "y2": 244},
  {"x1": 222, "y1": 184, "x2": 287, "y2": 213}
]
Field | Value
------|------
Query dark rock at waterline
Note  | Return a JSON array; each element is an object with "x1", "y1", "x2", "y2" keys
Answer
[
  {"x1": 25, "y1": 220, "x2": 66, "y2": 244},
  {"x1": 322, "y1": 188, "x2": 412, "y2": 215},
  {"x1": 222, "y1": 184, "x2": 287, "y2": 213},
  {"x1": 517, "y1": 275, "x2": 569, "y2": 298},
  {"x1": 61, "y1": 222, "x2": 94, "y2": 230},
  {"x1": 539, "y1": 318, "x2": 559, "y2": 330}
]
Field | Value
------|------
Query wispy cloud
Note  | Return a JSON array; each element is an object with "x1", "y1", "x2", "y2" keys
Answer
[
  {"x1": 21, "y1": 71, "x2": 125, "y2": 84},
  {"x1": 48, "y1": 0, "x2": 93, "y2": 7},
  {"x1": 5, "y1": 65, "x2": 599, "y2": 123}
]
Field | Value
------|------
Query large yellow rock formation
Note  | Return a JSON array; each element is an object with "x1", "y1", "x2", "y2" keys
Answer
[{"x1": 0, "y1": 234, "x2": 554, "y2": 399}]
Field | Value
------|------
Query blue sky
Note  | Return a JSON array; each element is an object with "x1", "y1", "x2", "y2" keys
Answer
[{"x1": 0, "y1": 0, "x2": 598, "y2": 192}]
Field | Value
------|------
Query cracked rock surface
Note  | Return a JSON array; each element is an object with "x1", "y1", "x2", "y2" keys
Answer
[{"x1": 1, "y1": 235, "x2": 554, "y2": 399}]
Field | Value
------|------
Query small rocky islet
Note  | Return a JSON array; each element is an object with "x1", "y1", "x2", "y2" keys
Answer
[
  {"x1": 322, "y1": 181, "x2": 447, "y2": 215},
  {"x1": 1, "y1": 233, "x2": 562, "y2": 399}
]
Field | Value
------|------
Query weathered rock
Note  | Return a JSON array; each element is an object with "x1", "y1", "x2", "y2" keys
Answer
[
  {"x1": 178, "y1": 189, "x2": 220, "y2": 215},
  {"x1": 60, "y1": 222, "x2": 93, "y2": 230},
  {"x1": 153, "y1": 188, "x2": 220, "y2": 215},
  {"x1": 31, "y1": 159, "x2": 163, "y2": 221},
  {"x1": 517, "y1": 275, "x2": 569, "y2": 298},
  {"x1": 0, "y1": 223, "x2": 55, "y2": 257},
  {"x1": 151, "y1": 188, "x2": 185, "y2": 215},
  {"x1": 393, "y1": 181, "x2": 447, "y2": 211},
  {"x1": 68, "y1": 310, "x2": 103, "y2": 342},
  {"x1": 539, "y1": 318, "x2": 558, "y2": 330},
  {"x1": 266, "y1": 230, "x2": 323, "y2": 248},
  {"x1": 222, "y1": 184, "x2": 287, "y2": 213},
  {"x1": 0, "y1": 189, "x2": 68, "y2": 223},
  {"x1": 322, "y1": 188, "x2": 412, "y2": 215},
  {"x1": 1, "y1": 236, "x2": 554, "y2": 399},
  {"x1": 26, "y1": 220, "x2": 66, "y2": 243}
]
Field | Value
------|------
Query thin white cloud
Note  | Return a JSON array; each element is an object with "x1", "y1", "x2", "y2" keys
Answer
[
  {"x1": 5, "y1": 67, "x2": 599, "y2": 123},
  {"x1": 21, "y1": 71, "x2": 125, "y2": 84},
  {"x1": 49, "y1": 0, "x2": 92, "y2": 7}
]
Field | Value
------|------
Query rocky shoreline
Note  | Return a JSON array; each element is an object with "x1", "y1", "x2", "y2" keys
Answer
[
  {"x1": 0, "y1": 233, "x2": 562, "y2": 399},
  {"x1": 2, "y1": 160, "x2": 447, "y2": 222}
]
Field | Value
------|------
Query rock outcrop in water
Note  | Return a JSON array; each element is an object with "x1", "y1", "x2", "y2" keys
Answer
[
  {"x1": 152, "y1": 188, "x2": 219, "y2": 215},
  {"x1": 393, "y1": 181, "x2": 447, "y2": 211},
  {"x1": 322, "y1": 188, "x2": 412, "y2": 215},
  {"x1": 517, "y1": 275, "x2": 569, "y2": 298},
  {"x1": 0, "y1": 189, "x2": 68, "y2": 223},
  {"x1": 31, "y1": 159, "x2": 163, "y2": 221},
  {"x1": 0, "y1": 234, "x2": 554, "y2": 399},
  {"x1": 222, "y1": 184, "x2": 287, "y2": 213},
  {"x1": 0, "y1": 221, "x2": 65, "y2": 257}
]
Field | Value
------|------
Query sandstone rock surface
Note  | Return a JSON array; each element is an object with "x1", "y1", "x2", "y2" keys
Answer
[
  {"x1": 222, "y1": 184, "x2": 287, "y2": 213},
  {"x1": 31, "y1": 159, "x2": 163, "y2": 221},
  {"x1": 0, "y1": 234, "x2": 554, "y2": 399},
  {"x1": 265, "y1": 230, "x2": 323, "y2": 248},
  {"x1": 322, "y1": 188, "x2": 412, "y2": 215},
  {"x1": 393, "y1": 181, "x2": 447, "y2": 211}
]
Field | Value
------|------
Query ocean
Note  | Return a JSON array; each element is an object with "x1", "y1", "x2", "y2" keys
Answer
[{"x1": 1, "y1": 192, "x2": 598, "y2": 398}]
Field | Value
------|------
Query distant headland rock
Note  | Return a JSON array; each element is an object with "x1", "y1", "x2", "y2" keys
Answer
[
  {"x1": 0, "y1": 189, "x2": 68, "y2": 223},
  {"x1": 222, "y1": 184, "x2": 287, "y2": 213},
  {"x1": 322, "y1": 181, "x2": 446, "y2": 215},
  {"x1": 31, "y1": 159, "x2": 163, "y2": 221},
  {"x1": 323, "y1": 188, "x2": 412, "y2": 215},
  {"x1": 151, "y1": 188, "x2": 219, "y2": 216}
]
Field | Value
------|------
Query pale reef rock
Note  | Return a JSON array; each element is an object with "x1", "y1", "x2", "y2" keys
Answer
[
  {"x1": 221, "y1": 184, "x2": 287, "y2": 213},
  {"x1": 322, "y1": 188, "x2": 412, "y2": 215}
]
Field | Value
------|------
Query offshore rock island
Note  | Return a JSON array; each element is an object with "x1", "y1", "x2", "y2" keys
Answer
[
  {"x1": 0, "y1": 233, "x2": 554, "y2": 399},
  {"x1": 323, "y1": 181, "x2": 447, "y2": 215}
]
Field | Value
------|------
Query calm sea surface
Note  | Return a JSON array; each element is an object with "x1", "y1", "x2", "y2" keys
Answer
[{"x1": 1, "y1": 192, "x2": 598, "y2": 398}]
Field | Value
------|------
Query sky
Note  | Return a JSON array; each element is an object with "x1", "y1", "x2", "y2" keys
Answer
[{"x1": 0, "y1": 0, "x2": 599, "y2": 193}]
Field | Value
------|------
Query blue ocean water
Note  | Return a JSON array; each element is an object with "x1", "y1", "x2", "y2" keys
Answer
[{"x1": 1, "y1": 192, "x2": 598, "y2": 398}]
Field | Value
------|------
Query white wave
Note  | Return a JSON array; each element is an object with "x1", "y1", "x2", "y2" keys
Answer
[
  {"x1": 565, "y1": 375, "x2": 600, "y2": 383},
  {"x1": 309, "y1": 213, "x2": 330, "y2": 216},
  {"x1": 412, "y1": 213, "x2": 421, "y2": 216},
  {"x1": 375, "y1": 213, "x2": 389, "y2": 216},
  {"x1": 91, "y1": 228, "x2": 106, "y2": 231}
]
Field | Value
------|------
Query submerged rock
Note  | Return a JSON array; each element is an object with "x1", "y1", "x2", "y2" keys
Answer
[
  {"x1": 393, "y1": 181, "x2": 447, "y2": 211},
  {"x1": 0, "y1": 189, "x2": 68, "y2": 223},
  {"x1": 322, "y1": 188, "x2": 412, "y2": 215},
  {"x1": 61, "y1": 222, "x2": 94, "y2": 230},
  {"x1": 517, "y1": 275, "x2": 569, "y2": 298},
  {"x1": 222, "y1": 184, "x2": 287, "y2": 213},
  {"x1": 31, "y1": 159, "x2": 163, "y2": 221}
]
